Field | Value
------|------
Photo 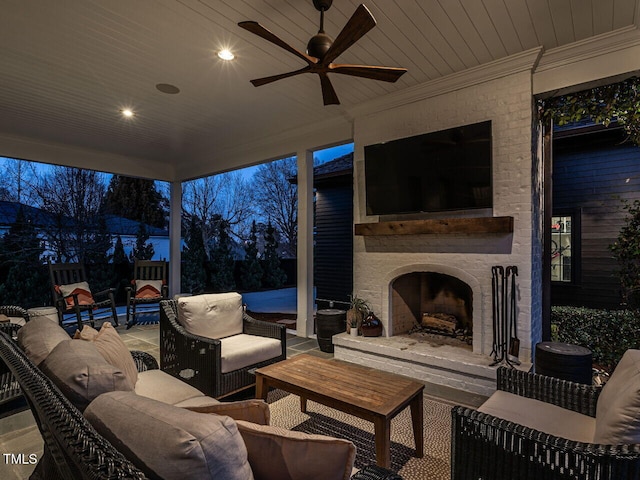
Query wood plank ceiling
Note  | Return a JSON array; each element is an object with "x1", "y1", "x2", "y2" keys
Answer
[{"x1": 0, "y1": 0, "x2": 637, "y2": 180}]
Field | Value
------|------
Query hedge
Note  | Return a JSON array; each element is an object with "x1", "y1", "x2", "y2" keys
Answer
[{"x1": 551, "y1": 305, "x2": 640, "y2": 372}]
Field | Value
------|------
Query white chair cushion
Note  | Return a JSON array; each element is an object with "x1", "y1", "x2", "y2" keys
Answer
[
  {"x1": 478, "y1": 390, "x2": 596, "y2": 443},
  {"x1": 177, "y1": 292, "x2": 243, "y2": 339},
  {"x1": 220, "y1": 334, "x2": 282, "y2": 374},
  {"x1": 594, "y1": 349, "x2": 640, "y2": 444},
  {"x1": 135, "y1": 369, "x2": 215, "y2": 406}
]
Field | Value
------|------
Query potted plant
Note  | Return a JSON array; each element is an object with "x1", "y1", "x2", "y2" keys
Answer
[{"x1": 347, "y1": 295, "x2": 369, "y2": 336}]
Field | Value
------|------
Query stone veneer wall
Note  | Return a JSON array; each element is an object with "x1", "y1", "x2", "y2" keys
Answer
[{"x1": 352, "y1": 68, "x2": 542, "y2": 363}]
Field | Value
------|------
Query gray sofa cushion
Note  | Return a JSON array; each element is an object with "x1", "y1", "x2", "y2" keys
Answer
[
  {"x1": 40, "y1": 339, "x2": 133, "y2": 412},
  {"x1": 17, "y1": 316, "x2": 70, "y2": 366},
  {"x1": 134, "y1": 368, "x2": 215, "y2": 406},
  {"x1": 85, "y1": 391, "x2": 253, "y2": 480}
]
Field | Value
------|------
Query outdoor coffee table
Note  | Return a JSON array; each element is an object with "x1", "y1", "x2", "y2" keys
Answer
[{"x1": 255, "y1": 354, "x2": 424, "y2": 468}]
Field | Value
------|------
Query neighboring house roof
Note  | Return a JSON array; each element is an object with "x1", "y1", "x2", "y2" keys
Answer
[
  {"x1": 0, "y1": 201, "x2": 74, "y2": 228},
  {"x1": 0, "y1": 201, "x2": 167, "y2": 237},
  {"x1": 102, "y1": 214, "x2": 168, "y2": 237},
  {"x1": 289, "y1": 152, "x2": 354, "y2": 186},
  {"x1": 314, "y1": 152, "x2": 353, "y2": 180}
]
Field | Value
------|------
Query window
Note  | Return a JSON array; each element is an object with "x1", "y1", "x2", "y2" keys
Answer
[{"x1": 551, "y1": 214, "x2": 576, "y2": 282}]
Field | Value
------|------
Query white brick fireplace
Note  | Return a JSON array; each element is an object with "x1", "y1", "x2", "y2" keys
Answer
[{"x1": 333, "y1": 50, "x2": 544, "y2": 395}]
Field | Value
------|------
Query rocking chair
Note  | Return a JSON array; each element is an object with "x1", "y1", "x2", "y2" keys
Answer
[
  {"x1": 125, "y1": 259, "x2": 168, "y2": 328},
  {"x1": 48, "y1": 261, "x2": 118, "y2": 331}
]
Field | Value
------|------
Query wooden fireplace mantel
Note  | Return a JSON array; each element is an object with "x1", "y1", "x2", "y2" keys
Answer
[{"x1": 354, "y1": 216, "x2": 514, "y2": 236}]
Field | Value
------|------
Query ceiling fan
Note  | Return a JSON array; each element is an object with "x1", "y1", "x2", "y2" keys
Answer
[{"x1": 238, "y1": 0, "x2": 407, "y2": 106}]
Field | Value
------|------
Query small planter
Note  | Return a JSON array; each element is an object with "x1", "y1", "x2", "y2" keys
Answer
[
  {"x1": 361, "y1": 312, "x2": 383, "y2": 337},
  {"x1": 349, "y1": 326, "x2": 359, "y2": 336}
]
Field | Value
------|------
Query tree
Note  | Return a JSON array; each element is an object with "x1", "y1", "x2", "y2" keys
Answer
[
  {"x1": 240, "y1": 220, "x2": 263, "y2": 291},
  {"x1": 33, "y1": 166, "x2": 107, "y2": 262},
  {"x1": 103, "y1": 176, "x2": 168, "y2": 229},
  {"x1": 541, "y1": 76, "x2": 640, "y2": 146},
  {"x1": 112, "y1": 235, "x2": 131, "y2": 303},
  {"x1": 0, "y1": 206, "x2": 49, "y2": 308},
  {"x1": 181, "y1": 216, "x2": 207, "y2": 294},
  {"x1": 209, "y1": 220, "x2": 235, "y2": 292},
  {"x1": 262, "y1": 221, "x2": 287, "y2": 288},
  {"x1": 84, "y1": 217, "x2": 113, "y2": 294},
  {"x1": 251, "y1": 157, "x2": 297, "y2": 257},
  {"x1": 182, "y1": 171, "x2": 254, "y2": 252},
  {"x1": 0, "y1": 158, "x2": 37, "y2": 204},
  {"x1": 130, "y1": 222, "x2": 155, "y2": 261},
  {"x1": 610, "y1": 199, "x2": 640, "y2": 308}
]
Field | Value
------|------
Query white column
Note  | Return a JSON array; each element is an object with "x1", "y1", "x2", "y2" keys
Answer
[
  {"x1": 168, "y1": 181, "x2": 182, "y2": 297},
  {"x1": 296, "y1": 150, "x2": 315, "y2": 337}
]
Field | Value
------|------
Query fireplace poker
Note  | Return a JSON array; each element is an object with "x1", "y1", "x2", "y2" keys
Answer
[
  {"x1": 506, "y1": 266, "x2": 521, "y2": 366},
  {"x1": 490, "y1": 265, "x2": 504, "y2": 365}
]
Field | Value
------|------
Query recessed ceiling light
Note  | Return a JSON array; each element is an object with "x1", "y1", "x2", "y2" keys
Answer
[
  {"x1": 156, "y1": 83, "x2": 180, "y2": 94},
  {"x1": 218, "y1": 49, "x2": 235, "y2": 61},
  {"x1": 121, "y1": 109, "x2": 134, "y2": 118}
]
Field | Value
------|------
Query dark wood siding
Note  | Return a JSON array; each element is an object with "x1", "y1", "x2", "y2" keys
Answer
[
  {"x1": 314, "y1": 182, "x2": 353, "y2": 305},
  {"x1": 552, "y1": 128, "x2": 640, "y2": 309}
]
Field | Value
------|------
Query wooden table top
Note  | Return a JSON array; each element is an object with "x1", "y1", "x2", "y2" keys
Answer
[{"x1": 255, "y1": 354, "x2": 424, "y2": 418}]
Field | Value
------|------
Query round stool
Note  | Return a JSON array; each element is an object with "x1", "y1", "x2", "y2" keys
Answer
[
  {"x1": 27, "y1": 306, "x2": 59, "y2": 324},
  {"x1": 316, "y1": 309, "x2": 346, "y2": 353},
  {"x1": 535, "y1": 341, "x2": 592, "y2": 385}
]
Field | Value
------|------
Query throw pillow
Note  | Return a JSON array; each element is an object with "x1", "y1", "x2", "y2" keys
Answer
[
  {"x1": 40, "y1": 339, "x2": 133, "y2": 412},
  {"x1": 134, "y1": 280, "x2": 163, "y2": 299},
  {"x1": 17, "y1": 316, "x2": 71, "y2": 366},
  {"x1": 177, "y1": 292, "x2": 244, "y2": 339},
  {"x1": 185, "y1": 399, "x2": 271, "y2": 425},
  {"x1": 74, "y1": 323, "x2": 138, "y2": 386},
  {"x1": 56, "y1": 281, "x2": 94, "y2": 308},
  {"x1": 594, "y1": 349, "x2": 640, "y2": 444},
  {"x1": 84, "y1": 391, "x2": 253, "y2": 480},
  {"x1": 236, "y1": 420, "x2": 356, "y2": 480}
]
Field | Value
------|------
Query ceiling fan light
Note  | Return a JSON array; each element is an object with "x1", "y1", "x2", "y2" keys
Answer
[{"x1": 121, "y1": 109, "x2": 134, "y2": 118}]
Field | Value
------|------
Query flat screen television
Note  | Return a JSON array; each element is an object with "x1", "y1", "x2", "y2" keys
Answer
[{"x1": 364, "y1": 120, "x2": 492, "y2": 216}]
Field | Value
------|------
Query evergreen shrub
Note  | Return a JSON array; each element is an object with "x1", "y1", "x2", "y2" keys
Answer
[{"x1": 551, "y1": 305, "x2": 640, "y2": 372}]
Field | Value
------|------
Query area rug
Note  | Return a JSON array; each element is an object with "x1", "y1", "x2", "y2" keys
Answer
[{"x1": 266, "y1": 389, "x2": 455, "y2": 480}]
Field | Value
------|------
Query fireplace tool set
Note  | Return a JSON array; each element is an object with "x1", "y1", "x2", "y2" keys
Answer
[{"x1": 490, "y1": 265, "x2": 520, "y2": 367}]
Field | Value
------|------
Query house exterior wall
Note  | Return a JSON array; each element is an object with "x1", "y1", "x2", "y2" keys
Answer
[
  {"x1": 351, "y1": 69, "x2": 541, "y2": 362},
  {"x1": 552, "y1": 128, "x2": 640, "y2": 309}
]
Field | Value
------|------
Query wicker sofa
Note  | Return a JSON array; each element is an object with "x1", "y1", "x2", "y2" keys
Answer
[
  {"x1": 452, "y1": 360, "x2": 640, "y2": 480},
  {"x1": 159, "y1": 295, "x2": 287, "y2": 398},
  {"x1": 0, "y1": 319, "x2": 403, "y2": 480}
]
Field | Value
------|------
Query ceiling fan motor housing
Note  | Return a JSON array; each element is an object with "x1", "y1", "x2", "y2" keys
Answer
[
  {"x1": 307, "y1": 33, "x2": 333, "y2": 59},
  {"x1": 312, "y1": 0, "x2": 333, "y2": 11}
]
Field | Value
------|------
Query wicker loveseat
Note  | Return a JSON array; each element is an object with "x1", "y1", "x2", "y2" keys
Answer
[
  {"x1": 160, "y1": 295, "x2": 287, "y2": 398},
  {"x1": 452, "y1": 360, "x2": 640, "y2": 480},
  {"x1": 1, "y1": 320, "x2": 403, "y2": 480}
]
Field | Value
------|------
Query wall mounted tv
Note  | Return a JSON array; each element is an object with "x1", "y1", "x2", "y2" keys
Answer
[{"x1": 364, "y1": 120, "x2": 492, "y2": 216}]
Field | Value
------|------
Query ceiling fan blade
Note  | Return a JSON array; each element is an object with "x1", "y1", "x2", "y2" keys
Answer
[
  {"x1": 250, "y1": 67, "x2": 311, "y2": 87},
  {"x1": 322, "y1": 4, "x2": 376, "y2": 65},
  {"x1": 319, "y1": 73, "x2": 340, "y2": 105},
  {"x1": 238, "y1": 21, "x2": 316, "y2": 65},
  {"x1": 330, "y1": 64, "x2": 407, "y2": 82}
]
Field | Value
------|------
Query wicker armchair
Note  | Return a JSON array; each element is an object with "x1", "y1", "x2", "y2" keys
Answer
[
  {"x1": 0, "y1": 309, "x2": 28, "y2": 415},
  {"x1": 160, "y1": 299, "x2": 287, "y2": 398},
  {"x1": 451, "y1": 366, "x2": 640, "y2": 480}
]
